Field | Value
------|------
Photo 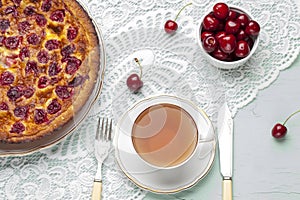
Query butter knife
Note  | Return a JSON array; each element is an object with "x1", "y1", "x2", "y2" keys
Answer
[{"x1": 217, "y1": 103, "x2": 233, "y2": 200}]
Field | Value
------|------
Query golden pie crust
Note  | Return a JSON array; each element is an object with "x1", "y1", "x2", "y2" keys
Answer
[{"x1": 0, "y1": 0, "x2": 100, "y2": 143}]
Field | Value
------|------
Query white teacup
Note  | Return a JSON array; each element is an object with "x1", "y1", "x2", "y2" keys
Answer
[
  {"x1": 132, "y1": 102, "x2": 199, "y2": 169},
  {"x1": 115, "y1": 95, "x2": 216, "y2": 169}
]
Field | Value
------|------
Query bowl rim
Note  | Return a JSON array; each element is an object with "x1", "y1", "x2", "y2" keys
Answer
[{"x1": 196, "y1": 5, "x2": 260, "y2": 68}]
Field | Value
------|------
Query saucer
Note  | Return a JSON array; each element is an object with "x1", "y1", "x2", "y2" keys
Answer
[{"x1": 114, "y1": 95, "x2": 216, "y2": 193}]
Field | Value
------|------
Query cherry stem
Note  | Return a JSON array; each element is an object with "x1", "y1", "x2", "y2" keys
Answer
[
  {"x1": 174, "y1": 3, "x2": 192, "y2": 21},
  {"x1": 134, "y1": 58, "x2": 143, "y2": 79},
  {"x1": 283, "y1": 109, "x2": 300, "y2": 125}
]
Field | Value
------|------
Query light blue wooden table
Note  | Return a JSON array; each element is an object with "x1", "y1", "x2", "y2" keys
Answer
[
  {"x1": 145, "y1": 3, "x2": 300, "y2": 199},
  {"x1": 145, "y1": 36, "x2": 300, "y2": 200}
]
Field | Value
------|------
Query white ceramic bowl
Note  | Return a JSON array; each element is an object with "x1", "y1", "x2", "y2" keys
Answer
[{"x1": 197, "y1": 5, "x2": 259, "y2": 69}]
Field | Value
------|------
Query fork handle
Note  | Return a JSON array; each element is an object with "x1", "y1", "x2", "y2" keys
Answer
[{"x1": 92, "y1": 180, "x2": 102, "y2": 200}]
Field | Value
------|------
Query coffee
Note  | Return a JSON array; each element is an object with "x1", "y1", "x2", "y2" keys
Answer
[{"x1": 132, "y1": 103, "x2": 198, "y2": 168}]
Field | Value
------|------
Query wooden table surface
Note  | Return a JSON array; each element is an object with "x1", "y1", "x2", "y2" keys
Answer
[{"x1": 145, "y1": 2, "x2": 300, "y2": 200}]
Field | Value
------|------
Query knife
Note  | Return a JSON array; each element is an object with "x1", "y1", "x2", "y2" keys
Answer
[{"x1": 217, "y1": 103, "x2": 233, "y2": 200}]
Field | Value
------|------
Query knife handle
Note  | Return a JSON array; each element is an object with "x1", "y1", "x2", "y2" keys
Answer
[
  {"x1": 222, "y1": 179, "x2": 232, "y2": 200},
  {"x1": 92, "y1": 180, "x2": 102, "y2": 200}
]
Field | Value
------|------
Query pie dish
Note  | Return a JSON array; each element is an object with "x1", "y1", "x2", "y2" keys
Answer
[
  {"x1": 114, "y1": 95, "x2": 216, "y2": 193},
  {"x1": 0, "y1": 0, "x2": 105, "y2": 154}
]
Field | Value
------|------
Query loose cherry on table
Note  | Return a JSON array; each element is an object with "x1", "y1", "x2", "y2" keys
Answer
[
  {"x1": 272, "y1": 110, "x2": 300, "y2": 139},
  {"x1": 126, "y1": 58, "x2": 143, "y2": 93},
  {"x1": 164, "y1": 3, "x2": 192, "y2": 34}
]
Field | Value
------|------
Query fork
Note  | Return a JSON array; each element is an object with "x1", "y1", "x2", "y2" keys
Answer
[{"x1": 91, "y1": 118, "x2": 112, "y2": 200}]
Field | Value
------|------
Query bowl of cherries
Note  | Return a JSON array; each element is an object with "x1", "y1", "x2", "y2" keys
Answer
[{"x1": 197, "y1": 2, "x2": 260, "y2": 69}]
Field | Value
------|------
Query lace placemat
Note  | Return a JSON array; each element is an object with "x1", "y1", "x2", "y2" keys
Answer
[{"x1": 0, "y1": 0, "x2": 299, "y2": 199}]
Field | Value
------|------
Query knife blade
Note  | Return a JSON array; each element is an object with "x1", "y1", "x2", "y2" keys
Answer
[{"x1": 217, "y1": 103, "x2": 233, "y2": 200}]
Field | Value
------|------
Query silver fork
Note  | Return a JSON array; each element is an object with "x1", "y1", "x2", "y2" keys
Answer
[{"x1": 91, "y1": 118, "x2": 112, "y2": 200}]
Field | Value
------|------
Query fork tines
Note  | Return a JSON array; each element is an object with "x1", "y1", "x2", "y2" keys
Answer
[{"x1": 96, "y1": 118, "x2": 112, "y2": 141}]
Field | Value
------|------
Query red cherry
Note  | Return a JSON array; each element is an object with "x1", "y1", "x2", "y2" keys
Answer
[
  {"x1": 227, "y1": 9, "x2": 238, "y2": 20},
  {"x1": 67, "y1": 26, "x2": 78, "y2": 41},
  {"x1": 236, "y1": 13, "x2": 249, "y2": 28},
  {"x1": 164, "y1": 3, "x2": 192, "y2": 34},
  {"x1": 211, "y1": 47, "x2": 228, "y2": 61},
  {"x1": 272, "y1": 123, "x2": 287, "y2": 139},
  {"x1": 245, "y1": 20, "x2": 260, "y2": 36},
  {"x1": 164, "y1": 20, "x2": 178, "y2": 34},
  {"x1": 55, "y1": 86, "x2": 73, "y2": 99},
  {"x1": 271, "y1": 110, "x2": 300, "y2": 139},
  {"x1": 4, "y1": 36, "x2": 20, "y2": 50},
  {"x1": 225, "y1": 20, "x2": 240, "y2": 34},
  {"x1": 213, "y1": 2, "x2": 229, "y2": 20},
  {"x1": 34, "y1": 109, "x2": 48, "y2": 124},
  {"x1": 50, "y1": 10, "x2": 65, "y2": 22},
  {"x1": 38, "y1": 76, "x2": 50, "y2": 88},
  {"x1": 0, "y1": 71, "x2": 14, "y2": 85},
  {"x1": 41, "y1": 0, "x2": 52, "y2": 12},
  {"x1": 47, "y1": 99, "x2": 61, "y2": 115},
  {"x1": 0, "y1": 19, "x2": 10, "y2": 32},
  {"x1": 202, "y1": 35, "x2": 218, "y2": 53},
  {"x1": 235, "y1": 40, "x2": 250, "y2": 58},
  {"x1": 127, "y1": 74, "x2": 143, "y2": 93},
  {"x1": 225, "y1": 53, "x2": 237, "y2": 62},
  {"x1": 215, "y1": 31, "x2": 226, "y2": 42},
  {"x1": 218, "y1": 34, "x2": 236, "y2": 54},
  {"x1": 127, "y1": 58, "x2": 143, "y2": 93},
  {"x1": 245, "y1": 37, "x2": 254, "y2": 49},
  {"x1": 35, "y1": 14, "x2": 47, "y2": 27},
  {"x1": 236, "y1": 29, "x2": 249, "y2": 41},
  {"x1": 216, "y1": 22, "x2": 225, "y2": 31},
  {"x1": 0, "y1": 102, "x2": 9, "y2": 110},
  {"x1": 10, "y1": 122, "x2": 25, "y2": 134},
  {"x1": 201, "y1": 31, "x2": 213, "y2": 41},
  {"x1": 202, "y1": 14, "x2": 220, "y2": 31}
]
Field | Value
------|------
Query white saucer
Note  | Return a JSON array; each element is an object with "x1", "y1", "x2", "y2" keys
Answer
[{"x1": 114, "y1": 95, "x2": 216, "y2": 193}]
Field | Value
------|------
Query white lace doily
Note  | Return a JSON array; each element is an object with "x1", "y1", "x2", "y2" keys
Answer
[{"x1": 0, "y1": 0, "x2": 299, "y2": 199}]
